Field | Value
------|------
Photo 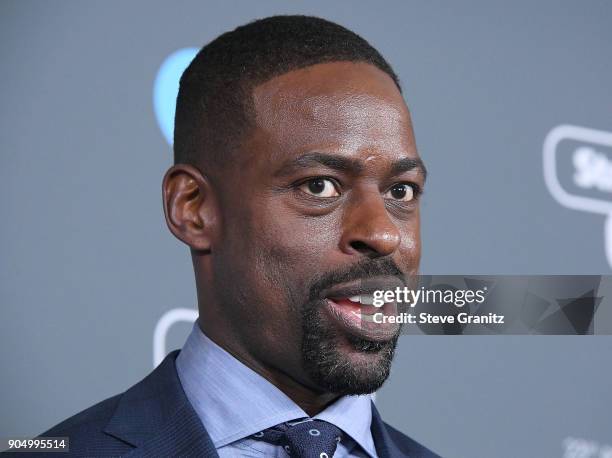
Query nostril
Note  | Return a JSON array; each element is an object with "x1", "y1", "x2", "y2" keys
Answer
[{"x1": 350, "y1": 241, "x2": 377, "y2": 255}]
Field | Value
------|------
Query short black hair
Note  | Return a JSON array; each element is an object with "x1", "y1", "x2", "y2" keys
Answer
[{"x1": 174, "y1": 15, "x2": 401, "y2": 169}]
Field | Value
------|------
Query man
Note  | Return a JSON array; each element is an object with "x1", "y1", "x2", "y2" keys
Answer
[{"x1": 38, "y1": 15, "x2": 438, "y2": 457}]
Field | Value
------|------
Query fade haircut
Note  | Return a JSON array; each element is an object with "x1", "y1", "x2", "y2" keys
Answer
[{"x1": 173, "y1": 15, "x2": 402, "y2": 169}]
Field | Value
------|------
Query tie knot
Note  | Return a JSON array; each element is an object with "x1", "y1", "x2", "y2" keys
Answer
[
  {"x1": 286, "y1": 419, "x2": 343, "y2": 458},
  {"x1": 252, "y1": 419, "x2": 343, "y2": 458}
]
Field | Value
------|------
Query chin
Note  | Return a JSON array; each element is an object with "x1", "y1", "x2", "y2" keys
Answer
[{"x1": 301, "y1": 327, "x2": 399, "y2": 395}]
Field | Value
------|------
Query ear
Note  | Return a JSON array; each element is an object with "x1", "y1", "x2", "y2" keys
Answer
[{"x1": 162, "y1": 164, "x2": 218, "y2": 252}]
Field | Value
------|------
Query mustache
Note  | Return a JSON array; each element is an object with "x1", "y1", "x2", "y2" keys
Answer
[{"x1": 307, "y1": 257, "x2": 405, "y2": 302}]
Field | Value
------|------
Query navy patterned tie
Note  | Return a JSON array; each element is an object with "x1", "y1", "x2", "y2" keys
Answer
[{"x1": 251, "y1": 418, "x2": 343, "y2": 458}]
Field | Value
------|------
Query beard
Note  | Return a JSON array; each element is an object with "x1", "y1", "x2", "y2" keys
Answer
[
  {"x1": 300, "y1": 300, "x2": 400, "y2": 395},
  {"x1": 297, "y1": 258, "x2": 404, "y2": 395}
]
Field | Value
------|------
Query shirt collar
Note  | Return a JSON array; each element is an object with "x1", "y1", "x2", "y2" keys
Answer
[
  {"x1": 315, "y1": 393, "x2": 375, "y2": 457},
  {"x1": 176, "y1": 320, "x2": 377, "y2": 457}
]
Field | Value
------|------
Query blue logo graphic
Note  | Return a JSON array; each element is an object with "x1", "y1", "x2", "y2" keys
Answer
[{"x1": 153, "y1": 47, "x2": 199, "y2": 145}]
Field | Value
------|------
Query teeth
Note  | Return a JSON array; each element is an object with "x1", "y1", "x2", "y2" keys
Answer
[
  {"x1": 349, "y1": 295, "x2": 361, "y2": 303},
  {"x1": 351, "y1": 310, "x2": 375, "y2": 321}
]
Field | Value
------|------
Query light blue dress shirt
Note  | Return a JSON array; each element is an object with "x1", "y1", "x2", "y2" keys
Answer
[{"x1": 176, "y1": 320, "x2": 378, "y2": 457}]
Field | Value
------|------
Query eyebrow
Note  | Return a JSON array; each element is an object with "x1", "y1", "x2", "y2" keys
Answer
[
  {"x1": 274, "y1": 152, "x2": 364, "y2": 176},
  {"x1": 390, "y1": 157, "x2": 428, "y2": 181},
  {"x1": 274, "y1": 152, "x2": 427, "y2": 181}
]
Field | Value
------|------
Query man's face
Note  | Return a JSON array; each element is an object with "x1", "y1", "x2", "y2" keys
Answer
[{"x1": 210, "y1": 61, "x2": 424, "y2": 395}]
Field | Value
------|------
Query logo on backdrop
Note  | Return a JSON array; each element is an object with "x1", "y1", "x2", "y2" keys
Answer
[
  {"x1": 543, "y1": 125, "x2": 612, "y2": 268},
  {"x1": 153, "y1": 308, "x2": 197, "y2": 367},
  {"x1": 153, "y1": 47, "x2": 199, "y2": 145},
  {"x1": 563, "y1": 436, "x2": 612, "y2": 458}
]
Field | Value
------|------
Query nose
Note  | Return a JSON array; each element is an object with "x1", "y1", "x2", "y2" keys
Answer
[{"x1": 339, "y1": 189, "x2": 401, "y2": 258}]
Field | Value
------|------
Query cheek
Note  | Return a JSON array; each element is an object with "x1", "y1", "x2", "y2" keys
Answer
[
  {"x1": 397, "y1": 213, "x2": 421, "y2": 271},
  {"x1": 256, "y1": 211, "x2": 339, "y2": 290},
  {"x1": 224, "y1": 201, "x2": 336, "y2": 311},
  {"x1": 401, "y1": 222, "x2": 420, "y2": 250}
]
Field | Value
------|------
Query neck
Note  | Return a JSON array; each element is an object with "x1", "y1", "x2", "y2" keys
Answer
[{"x1": 197, "y1": 320, "x2": 338, "y2": 417}]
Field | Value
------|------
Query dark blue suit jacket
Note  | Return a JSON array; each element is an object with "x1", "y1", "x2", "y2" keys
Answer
[{"x1": 17, "y1": 351, "x2": 440, "y2": 457}]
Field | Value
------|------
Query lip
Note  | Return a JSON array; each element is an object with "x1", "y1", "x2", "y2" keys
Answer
[
  {"x1": 320, "y1": 276, "x2": 404, "y2": 342},
  {"x1": 324, "y1": 298, "x2": 399, "y2": 341},
  {"x1": 319, "y1": 276, "x2": 406, "y2": 301}
]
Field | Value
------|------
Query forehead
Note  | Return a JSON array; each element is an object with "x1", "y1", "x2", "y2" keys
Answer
[{"x1": 250, "y1": 61, "x2": 417, "y2": 165}]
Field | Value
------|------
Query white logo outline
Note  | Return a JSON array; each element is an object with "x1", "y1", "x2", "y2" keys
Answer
[
  {"x1": 543, "y1": 124, "x2": 612, "y2": 214},
  {"x1": 153, "y1": 307, "x2": 198, "y2": 367},
  {"x1": 543, "y1": 124, "x2": 612, "y2": 268}
]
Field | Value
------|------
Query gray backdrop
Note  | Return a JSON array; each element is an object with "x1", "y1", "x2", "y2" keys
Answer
[{"x1": 1, "y1": 1, "x2": 611, "y2": 457}]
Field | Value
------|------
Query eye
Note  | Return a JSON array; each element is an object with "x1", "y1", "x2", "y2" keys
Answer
[
  {"x1": 384, "y1": 183, "x2": 415, "y2": 202},
  {"x1": 299, "y1": 178, "x2": 340, "y2": 198}
]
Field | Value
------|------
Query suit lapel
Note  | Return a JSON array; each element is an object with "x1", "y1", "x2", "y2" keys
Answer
[
  {"x1": 103, "y1": 350, "x2": 218, "y2": 457},
  {"x1": 371, "y1": 401, "x2": 440, "y2": 458},
  {"x1": 371, "y1": 401, "x2": 403, "y2": 458}
]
